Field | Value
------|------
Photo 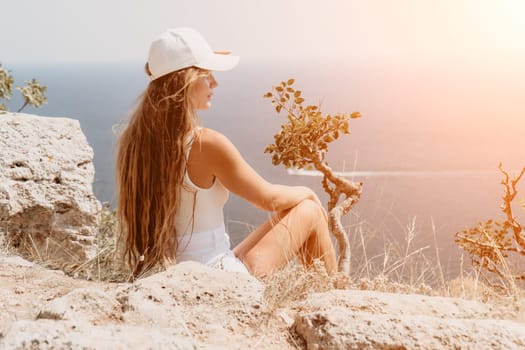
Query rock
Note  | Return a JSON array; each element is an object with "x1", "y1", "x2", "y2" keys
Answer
[
  {"x1": 294, "y1": 290, "x2": 525, "y2": 349},
  {"x1": 115, "y1": 261, "x2": 268, "y2": 347},
  {"x1": 0, "y1": 320, "x2": 197, "y2": 350},
  {"x1": 0, "y1": 256, "x2": 34, "y2": 267},
  {"x1": 2, "y1": 254, "x2": 523, "y2": 350},
  {"x1": 0, "y1": 112, "x2": 101, "y2": 267},
  {"x1": 37, "y1": 288, "x2": 123, "y2": 324},
  {"x1": 0, "y1": 260, "x2": 287, "y2": 349}
]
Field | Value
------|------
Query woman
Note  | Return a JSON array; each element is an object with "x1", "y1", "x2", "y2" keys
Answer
[{"x1": 116, "y1": 28, "x2": 336, "y2": 277}]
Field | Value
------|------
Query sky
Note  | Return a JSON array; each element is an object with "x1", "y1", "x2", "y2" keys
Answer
[{"x1": 2, "y1": 0, "x2": 525, "y2": 64}]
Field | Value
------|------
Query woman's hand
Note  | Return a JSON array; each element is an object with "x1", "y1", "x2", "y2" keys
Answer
[{"x1": 295, "y1": 186, "x2": 322, "y2": 206}]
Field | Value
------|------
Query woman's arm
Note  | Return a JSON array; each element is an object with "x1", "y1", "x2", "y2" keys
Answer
[{"x1": 197, "y1": 128, "x2": 319, "y2": 212}]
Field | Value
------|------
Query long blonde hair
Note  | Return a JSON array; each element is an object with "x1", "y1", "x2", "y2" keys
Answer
[{"x1": 116, "y1": 65, "x2": 208, "y2": 276}]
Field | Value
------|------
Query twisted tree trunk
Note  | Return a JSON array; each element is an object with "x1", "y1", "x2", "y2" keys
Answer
[
  {"x1": 312, "y1": 153, "x2": 362, "y2": 274},
  {"x1": 499, "y1": 164, "x2": 525, "y2": 254}
]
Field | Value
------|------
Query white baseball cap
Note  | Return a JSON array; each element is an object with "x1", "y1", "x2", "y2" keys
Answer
[{"x1": 147, "y1": 27, "x2": 239, "y2": 81}]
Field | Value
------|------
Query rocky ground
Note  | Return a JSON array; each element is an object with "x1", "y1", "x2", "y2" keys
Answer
[{"x1": 1, "y1": 255, "x2": 525, "y2": 349}]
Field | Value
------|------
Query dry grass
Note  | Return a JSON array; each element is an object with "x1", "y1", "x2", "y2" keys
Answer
[
  {"x1": 0, "y1": 225, "x2": 15, "y2": 258},
  {"x1": 69, "y1": 203, "x2": 131, "y2": 282},
  {"x1": 0, "y1": 204, "x2": 131, "y2": 282},
  {"x1": 262, "y1": 259, "x2": 334, "y2": 312},
  {"x1": 343, "y1": 215, "x2": 440, "y2": 293}
]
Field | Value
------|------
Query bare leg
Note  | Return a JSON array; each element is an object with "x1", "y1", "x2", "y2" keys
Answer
[{"x1": 233, "y1": 199, "x2": 337, "y2": 277}]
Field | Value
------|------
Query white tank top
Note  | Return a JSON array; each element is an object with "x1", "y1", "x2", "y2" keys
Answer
[
  {"x1": 174, "y1": 128, "x2": 229, "y2": 236},
  {"x1": 173, "y1": 129, "x2": 248, "y2": 273}
]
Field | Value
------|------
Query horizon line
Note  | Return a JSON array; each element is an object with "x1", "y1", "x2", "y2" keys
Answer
[{"x1": 287, "y1": 168, "x2": 505, "y2": 178}]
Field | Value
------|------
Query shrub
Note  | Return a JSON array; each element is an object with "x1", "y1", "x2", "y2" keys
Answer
[
  {"x1": 0, "y1": 63, "x2": 47, "y2": 113},
  {"x1": 455, "y1": 163, "x2": 525, "y2": 289},
  {"x1": 264, "y1": 79, "x2": 363, "y2": 274}
]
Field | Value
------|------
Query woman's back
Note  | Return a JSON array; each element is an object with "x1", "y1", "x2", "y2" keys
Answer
[{"x1": 175, "y1": 128, "x2": 229, "y2": 236}]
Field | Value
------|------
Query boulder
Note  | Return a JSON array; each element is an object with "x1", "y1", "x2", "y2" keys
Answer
[
  {"x1": 0, "y1": 112, "x2": 101, "y2": 267},
  {"x1": 293, "y1": 290, "x2": 525, "y2": 349},
  {"x1": 1, "y1": 320, "x2": 197, "y2": 350},
  {"x1": 114, "y1": 262, "x2": 267, "y2": 347},
  {"x1": 0, "y1": 261, "x2": 284, "y2": 350}
]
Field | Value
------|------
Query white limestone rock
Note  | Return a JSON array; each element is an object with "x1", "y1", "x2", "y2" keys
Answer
[
  {"x1": 3, "y1": 254, "x2": 523, "y2": 350},
  {"x1": 0, "y1": 261, "x2": 272, "y2": 350},
  {"x1": 0, "y1": 112, "x2": 101, "y2": 267},
  {"x1": 0, "y1": 320, "x2": 197, "y2": 350},
  {"x1": 294, "y1": 290, "x2": 525, "y2": 350},
  {"x1": 37, "y1": 287, "x2": 123, "y2": 323},
  {"x1": 115, "y1": 262, "x2": 266, "y2": 346}
]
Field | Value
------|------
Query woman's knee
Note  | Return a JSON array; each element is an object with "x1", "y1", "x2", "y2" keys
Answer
[{"x1": 294, "y1": 199, "x2": 326, "y2": 221}]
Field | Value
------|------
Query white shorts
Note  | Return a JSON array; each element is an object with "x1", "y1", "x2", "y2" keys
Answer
[
  {"x1": 206, "y1": 250, "x2": 250, "y2": 274},
  {"x1": 176, "y1": 225, "x2": 250, "y2": 274}
]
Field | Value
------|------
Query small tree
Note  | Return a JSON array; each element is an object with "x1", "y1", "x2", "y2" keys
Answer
[
  {"x1": 455, "y1": 163, "x2": 525, "y2": 288},
  {"x1": 0, "y1": 63, "x2": 47, "y2": 113},
  {"x1": 264, "y1": 79, "x2": 363, "y2": 274},
  {"x1": 0, "y1": 64, "x2": 14, "y2": 112}
]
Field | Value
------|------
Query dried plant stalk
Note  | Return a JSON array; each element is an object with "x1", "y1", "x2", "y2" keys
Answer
[{"x1": 455, "y1": 163, "x2": 525, "y2": 285}]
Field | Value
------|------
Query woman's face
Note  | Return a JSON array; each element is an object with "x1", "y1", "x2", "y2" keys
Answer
[{"x1": 192, "y1": 72, "x2": 218, "y2": 110}]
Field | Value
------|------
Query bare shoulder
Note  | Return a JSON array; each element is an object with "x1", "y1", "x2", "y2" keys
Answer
[
  {"x1": 197, "y1": 127, "x2": 227, "y2": 143},
  {"x1": 196, "y1": 127, "x2": 236, "y2": 153}
]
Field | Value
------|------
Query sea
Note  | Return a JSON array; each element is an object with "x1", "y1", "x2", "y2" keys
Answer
[{"x1": 5, "y1": 58, "x2": 525, "y2": 277}]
